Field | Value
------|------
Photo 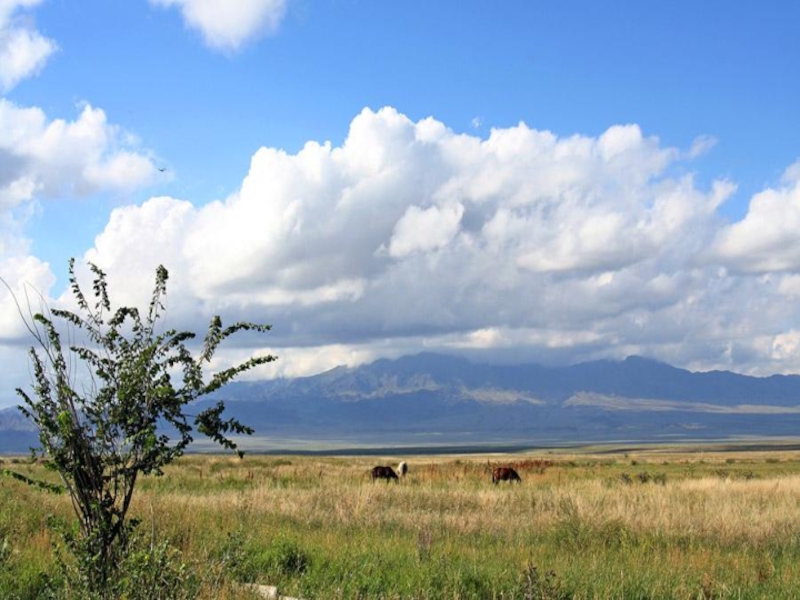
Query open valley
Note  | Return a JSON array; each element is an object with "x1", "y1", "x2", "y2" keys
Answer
[{"x1": 5, "y1": 444, "x2": 800, "y2": 598}]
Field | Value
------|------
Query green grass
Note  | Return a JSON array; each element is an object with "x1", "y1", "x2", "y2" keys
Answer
[{"x1": 5, "y1": 446, "x2": 800, "y2": 598}]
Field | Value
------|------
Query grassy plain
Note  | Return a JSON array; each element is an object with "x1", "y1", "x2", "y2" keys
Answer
[{"x1": 4, "y1": 444, "x2": 800, "y2": 598}]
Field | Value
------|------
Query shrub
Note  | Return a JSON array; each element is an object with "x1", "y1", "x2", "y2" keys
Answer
[
  {"x1": 48, "y1": 530, "x2": 198, "y2": 600},
  {"x1": 8, "y1": 260, "x2": 276, "y2": 595}
]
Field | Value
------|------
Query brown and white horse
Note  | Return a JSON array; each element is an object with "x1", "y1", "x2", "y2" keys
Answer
[{"x1": 371, "y1": 465, "x2": 399, "y2": 482}]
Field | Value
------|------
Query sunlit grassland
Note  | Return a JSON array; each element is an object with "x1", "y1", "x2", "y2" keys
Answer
[{"x1": 5, "y1": 445, "x2": 800, "y2": 598}]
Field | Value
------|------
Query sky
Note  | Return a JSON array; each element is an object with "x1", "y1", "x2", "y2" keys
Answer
[{"x1": 1, "y1": 0, "x2": 800, "y2": 409}]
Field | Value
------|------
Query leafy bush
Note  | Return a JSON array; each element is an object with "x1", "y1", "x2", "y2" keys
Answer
[
  {"x1": 42, "y1": 530, "x2": 198, "y2": 600},
  {"x1": 113, "y1": 537, "x2": 199, "y2": 600},
  {"x1": 8, "y1": 260, "x2": 275, "y2": 595}
]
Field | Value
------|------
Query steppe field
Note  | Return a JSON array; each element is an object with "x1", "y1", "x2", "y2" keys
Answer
[{"x1": 5, "y1": 444, "x2": 800, "y2": 599}]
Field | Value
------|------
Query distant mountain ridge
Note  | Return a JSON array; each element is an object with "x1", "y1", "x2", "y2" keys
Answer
[
  {"x1": 247, "y1": 353, "x2": 800, "y2": 405},
  {"x1": 2, "y1": 353, "x2": 800, "y2": 453}
]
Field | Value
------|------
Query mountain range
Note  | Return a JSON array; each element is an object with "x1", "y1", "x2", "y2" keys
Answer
[{"x1": 2, "y1": 353, "x2": 800, "y2": 454}]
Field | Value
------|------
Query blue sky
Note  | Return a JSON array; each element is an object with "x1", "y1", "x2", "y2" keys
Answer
[{"x1": 2, "y1": 0, "x2": 800, "y2": 408}]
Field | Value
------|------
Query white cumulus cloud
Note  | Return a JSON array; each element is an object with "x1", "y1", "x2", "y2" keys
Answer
[
  {"x1": 0, "y1": 99, "x2": 160, "y2": 378},
  {"x1": 11, "y1": 105, "x2": 800, "y2": 399},
  {"x1": 0, "y1": 0, "x2": 56, "y2": 92},
  {"x1": 77, "y1": 106, "x2": 772, "y2": 378},
  {"x1": 711, "y1": 160, "x2": 800, "y2": 273},
  {"x1": 0, "y1": 100, "x2": 159, "y2": 209},
  {"x1": 151, "y1": 0, "x2": 287, "y2": 52}
]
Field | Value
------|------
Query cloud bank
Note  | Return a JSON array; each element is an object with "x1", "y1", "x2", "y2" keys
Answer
[{"x1": 56, "y1": 106, "x2": 800, "y2": 379}]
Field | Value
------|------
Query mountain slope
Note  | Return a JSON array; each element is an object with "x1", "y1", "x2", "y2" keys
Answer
[{"x1": 3, "y1": 353, "x2": 800, "y2": 453}]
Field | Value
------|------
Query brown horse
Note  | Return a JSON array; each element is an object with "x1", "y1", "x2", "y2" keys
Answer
[{"x1": 492, "y1": 466, "x2": 522, "y2": 484}]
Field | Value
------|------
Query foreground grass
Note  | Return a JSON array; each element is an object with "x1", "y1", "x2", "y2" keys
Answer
[{"x1": 4, "y1": 446, "x2": 800, "y2": 598}]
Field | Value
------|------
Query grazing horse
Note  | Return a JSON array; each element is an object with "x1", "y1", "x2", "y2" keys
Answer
[
  {"x1": 492, "y1": 466, "x2": 522, "y2": 484},
  {"x1": 398, "y1": 461, "x2": 408, "y2": 477},
  {"x1": 371, "y1": 465, "x2": 399, "y2": 482}
]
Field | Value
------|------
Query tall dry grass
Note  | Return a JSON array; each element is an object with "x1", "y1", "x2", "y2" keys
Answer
[
  {"x1": 131, "y1": 453, "x2": 800, "y2": 538},
  {"x1": 6, "y1": 450, "x2": 800, "y2": 597}
]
